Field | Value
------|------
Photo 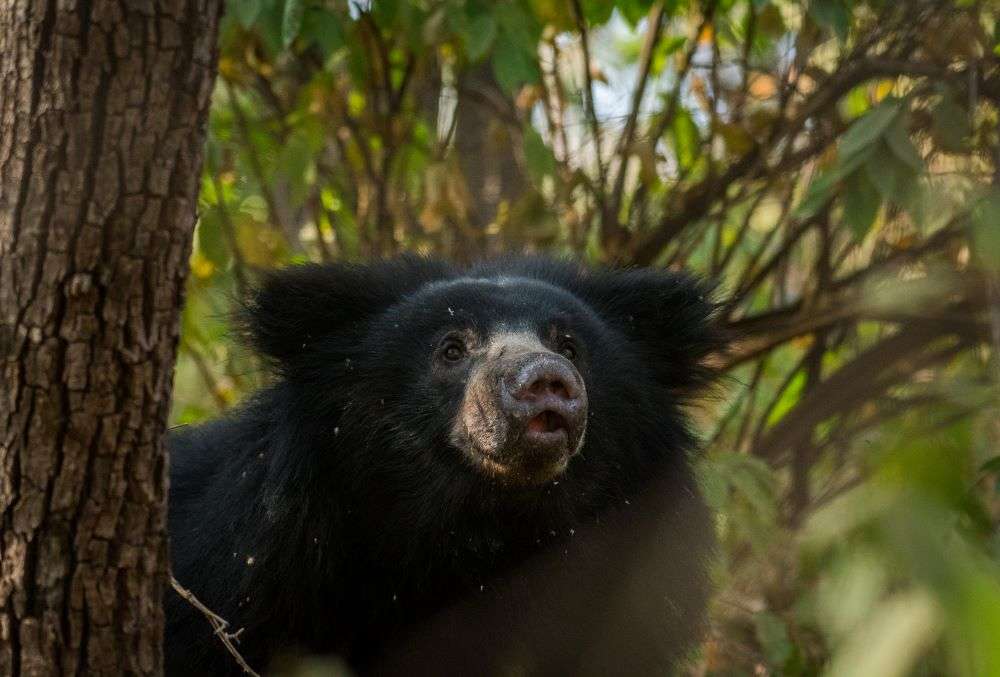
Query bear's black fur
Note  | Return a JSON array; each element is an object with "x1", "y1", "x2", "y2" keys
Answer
[{"x1": 165, "y1": 256, "x2": 723, "y2": 676}]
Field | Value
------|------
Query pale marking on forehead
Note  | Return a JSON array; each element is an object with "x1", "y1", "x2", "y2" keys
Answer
[
  {"x1": 418, "y1": 275, "x2": 577, "y2": 304},
  {"x1": 486, "y1": 329, "x2": 545, "y2": 354},
  {"x1": 421, "y1": 275, "x2": 534, "y2": 293}
]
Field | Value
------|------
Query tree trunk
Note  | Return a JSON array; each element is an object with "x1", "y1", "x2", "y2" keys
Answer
[
  {"x1": 0, "y1": 1, "x2": 221, "y2": 675},
  {"x1": 453, "y1": 63, "x2": 526, "y2": 259}
]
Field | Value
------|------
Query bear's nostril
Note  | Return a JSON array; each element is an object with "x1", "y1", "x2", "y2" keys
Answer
[
  {"x1": 521, "y1": 376, "x2": 571, "y2": 401},
  {"x1": 550, "y1": 379, "x2": 570, "y2": 400},
  {"x1": 503, "y1": 354, "x2": 586, "y2": 425}
]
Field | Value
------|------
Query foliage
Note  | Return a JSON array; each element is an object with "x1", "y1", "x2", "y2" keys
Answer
[{"x1": 172, "y1": 0, "x2": 1000, "y2": 673}]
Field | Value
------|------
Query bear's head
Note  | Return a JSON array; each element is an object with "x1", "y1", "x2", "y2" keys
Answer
[{"x1": 240, "y1": 256, "x2": 722, "y2": 492}]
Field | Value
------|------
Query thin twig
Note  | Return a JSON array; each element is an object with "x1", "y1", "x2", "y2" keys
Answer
[
  {"x1": 648, "y1": 0, "x2": 718, "y2": 144},
  {"x1": 223, "y1": 79, "x2": 290, "y2": 238},
  {"x1": 606, "y1": 2, "x2": 666, "y2": 243},
  {"x1": 206, "y1": 155, "x2": 249, "y2": 299},
  {"x1": 549, "y1": 37, "x2": 574, "y2": 168},
  {"x1": 755, "y1": 328, "x2": 972, "y2": 464},
  {"x1": 734, "y1": 0, "x2": 756, "y2": 123},
  {"x1": 170, "y1": 575, "x2": 260, "y2": 677},
  {"x1": 357, "y1": 8, "x2": 393, "y2": 114},
  {"x1": 706, "y1": 356, "x2": 767, "y2": 451},
  {"x1": 730, "y1": 208, "x2": 824, "y2": 309},
  {"x1": 569, "y1": 0, "x2": 607, "y2": 198},
  {"x1": 181, "y1": 339, "x2": 229, "y2": 411}
]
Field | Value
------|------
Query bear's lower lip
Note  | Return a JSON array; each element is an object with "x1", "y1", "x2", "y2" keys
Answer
[
  {"x1": 477, "y1": 452, "x2": 569, "y2": 486},
  {"x1": 522, "y1": 427, "x2": 568, "y2": 447}
]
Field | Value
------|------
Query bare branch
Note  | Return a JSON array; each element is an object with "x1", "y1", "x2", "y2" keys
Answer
[
  {"x1": 181, "y1": 339, "x2": 230, "y2": 411},
  {"x1": 569, "y1": 0, "x2": 608, "y2": 200},
  {"x1": 170, "y1": 575, "x2": 260, "y2": 677},
  {"x1": 754, "y1": 322, "x2": 978, "y2": 464},
  {"x1": 606, "y1": 2, "x2": 667, "y2": 242},
  {"x1": 628, "y1": 147, "x2": 761, "y2": 265}
]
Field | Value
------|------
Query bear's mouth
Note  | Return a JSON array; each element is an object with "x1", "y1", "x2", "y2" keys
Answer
[
  {"x1": 524, "y1": 410, "x2": 568, "y2": 444},
  {"x1": 456, "y1": 404, "x2": 581, "y2": 486}
]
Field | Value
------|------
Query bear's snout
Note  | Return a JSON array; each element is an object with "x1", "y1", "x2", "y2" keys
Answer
[
  {"x1": 454, "y1": 345, "x2": 588, "y2": 486},
  {"x1": 500, "y1": 353, "x2": 587, "y2": 452}
]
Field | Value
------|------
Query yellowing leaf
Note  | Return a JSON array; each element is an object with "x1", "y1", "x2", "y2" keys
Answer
[
  {"x1": 218, "y1": 57, "x2": 239, "y2": 81},
  {"x1": 748, "y1": 74, "x2": 778, "y2": 100},
  {"x1": 191, "y1": 253, "x2": 215, "y2": 279},
  {"x1": 716, "y1": 122, "x2": 754, "y2": 157},
  {"x1": 348, "y1": 91, "x2": 366, "y2": 117},
  {"x1": 873, "y1": 79, "x2": 895, "y2": 102}
]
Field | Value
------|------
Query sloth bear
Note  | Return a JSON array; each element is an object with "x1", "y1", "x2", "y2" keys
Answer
[{"x1": 165, "y1": 256, "x2": 723, "y2": 676}]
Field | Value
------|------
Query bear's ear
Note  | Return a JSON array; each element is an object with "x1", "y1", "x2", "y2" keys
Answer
[
  {"x1": 573, "y1": 267, "x2": 727, "y2": 394},
  {"x1": 239, "y1": 256, "x2": 452, "y2": 366}
]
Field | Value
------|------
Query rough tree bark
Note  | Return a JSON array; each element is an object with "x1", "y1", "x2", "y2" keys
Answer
[
  {"x1": 454, "y1": 63, "x2": 526, "y2": 258},
  {"x1": 0, "y1": 1, "x2": 221, "y2": 675}
]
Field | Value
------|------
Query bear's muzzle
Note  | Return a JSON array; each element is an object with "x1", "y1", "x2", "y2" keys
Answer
[{"x1": 454, "y1": 338, "x2": 588, "y2": 486}]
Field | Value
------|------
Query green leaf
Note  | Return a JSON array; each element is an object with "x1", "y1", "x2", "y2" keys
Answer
[
  {"x1": 697, "y1": 462, "x2": 729, "y2": 512},
  {"x1": 527, "y1": 0, "x2": 574, "y2": 31},
  {"x1": 842, "y1": 169, "x2": 881, "y2": 240},
  {"x1": 652, "y1": 35, "x2": 687, "y2": 74},
  {"x1": 276, "y1": 129, "x2": 318, "y2": 207},
  {"x1": 729, "y1": 463, "x2": 777, "y2": 522},
  {"x1": 767, "y1": 370, "x2": 806, "y2": 427},
  {"x1": 372, "y1": 0, "x2": 400, "y2": 25},
  {"x1": 255, "y1": 0, "x2": 285, "y2": 56},
  {"x1": 883, "y1": 119, "x2": 923, "y2": 172},
  {"x1": 971, "y1": 191, "x2": 1000, "y2": 272},
  {"x1": 841, "y1": 85, "x2": 870, "y2": 120},
  {"x1": 239, "y1": 195, "x2": 268, "y2": 223},
  {"x1": 229, "y1": 0, "x2": 263, "y2": 28},
  {"x1": 808, "y1": 0, "x2": 850, "y2": 41},
  {"x1": 839, "y1": 100, "x2": 901, "y2": 159},
  {"x1": 580, "y1": 0, "x2": 615, "y2": 24},
  {"x1": 981, "y1": 456, "x2": 1000, "y2": 476},
  {"x1": 282, "y1": 0, "x2": 305, "y2": 48},
  {"x1": 494, "y1": 2, "x2": 541, "y2": 50},
  {"x1": 464, "y1": 12, "x2": 497, "y2": 61},
  {"x1": 197, "y1": 211, "x2": 230, "y2": 269},
  {"x1": 300, "y1": 8, "x2": 346, "y2": 58},
  {"x1": 618, "y1": 0, "x2": 656, "y2": 26},
  {"x1": 492, "y1": 38, "x2": 540, "y2": 93},
  {"x1": 523, "y1": 126, "x2": 556, "y2": 184},
  {"x1": 670, "y1": 106, "x2": 701, "y2": 171},
  {"x1": 864, "y1": 142, "x2": 917, "y2": 206},
  {"x1": 754, "y1": 612, "x2": 794, "y2": 668},
  {"x1": 796, "y1": 144, "x2": 874, "y2": 218},
  {"x1": 824, "y1": 591, "x2": 940, "y2": 677},
  {"x1": 659, "y1": 34, "x2": 687, "y2": 56}
]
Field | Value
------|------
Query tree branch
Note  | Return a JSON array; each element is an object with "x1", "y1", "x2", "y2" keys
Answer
[
  {"x1": 569, "y1": 0, "x2": 608, "y2": 205},
  {"x1": 606, "y1": 2, "x2": 666, "y2": 244},
  {"x1": 223, "y1": 79, "x2": 290, "y2": 239},
  {"x1": 171, "y1": 576, "x2": 260, "y2": 677}
]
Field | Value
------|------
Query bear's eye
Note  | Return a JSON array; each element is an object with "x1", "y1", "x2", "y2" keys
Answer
[
  {"x1": 441, "y1": 339, "x2": 467, "y2": 362},
  {"x1": 558, "y1": 341, "x2": 577, "y2": 361}
]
